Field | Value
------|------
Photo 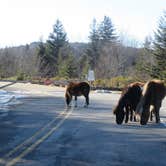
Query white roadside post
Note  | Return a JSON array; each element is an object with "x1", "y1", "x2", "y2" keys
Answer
[{"x1": 87, "y1": 70, "x2": 95, "y2": 88}]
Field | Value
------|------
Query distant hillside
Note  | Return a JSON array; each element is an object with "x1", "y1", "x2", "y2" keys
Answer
[
  {"x1": 70, "y1": 42, "x2": 88, "y2": 57},
  {"x1": 0, "y1": 41, "x2": 141, "y2": 79},
  {"x1": 0, "y1": 42, "x2": 88, "y2": 57}
]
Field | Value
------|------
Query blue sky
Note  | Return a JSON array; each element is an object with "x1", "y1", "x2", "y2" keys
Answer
[{"x1": 0, "y1": 0, "x2": 165, "y2": 47}]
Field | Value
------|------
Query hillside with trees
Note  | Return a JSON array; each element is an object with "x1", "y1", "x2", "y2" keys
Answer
[{"x1": 0, "y1": 12, "x2": 165, "y2": 88}]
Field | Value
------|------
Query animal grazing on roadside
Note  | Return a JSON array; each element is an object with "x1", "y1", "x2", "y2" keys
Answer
[
  {"x1": 113, "y1": 82, "x2": 144, "y2": 124},
  {"x1": 136, "y1": 79, "x2": 166, "y2": 125},
  {"x1": 65, "y1": 81, "x2": 90, "y2": 107}
]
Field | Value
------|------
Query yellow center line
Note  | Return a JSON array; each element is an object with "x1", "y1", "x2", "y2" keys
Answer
[
  {"x1": 6, "y1": 107, "x2": 73, "y2": 166},
  {"x1": 0, "y1": 109, "x2": 68, "y2": 165}
]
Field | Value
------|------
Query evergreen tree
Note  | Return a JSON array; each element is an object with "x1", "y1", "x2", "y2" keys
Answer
[
  {"x1": 87, "y1": 16, "x2": 118, "y2": 76},
  {"x1": 152, "y1": 11, "x2": 166, "y2": 80},
  {"x1": 87, "y1": 18, "x2": 100, "y2": 69},
  {"x1": 45, "y1": 19, "x2": 68, "y2": 76},
  {"x1": 99, "y1": 16, "x2": 117, "y2": 43},
  {"x1": 136, "y1": 37, "x2": 154, "y2": 80},
  {"x1": 58, "y1": 54, "x2": 77, "y2": 78},
  {"x1": 78, "y1": 54, "x2": 90, "y2": 79},
  {"x1": 37, "y1": 39, "x2": 48, "y2": 76},
  {"x1": 65, "y1": 54, "x2": 78, "y2": 78},
  {"x1": 89, "y1": 19, "x2": 100, "y2": 43}
]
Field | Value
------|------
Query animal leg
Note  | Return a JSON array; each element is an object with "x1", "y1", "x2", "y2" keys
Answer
[
  {"x1": 150, "y1": 112, "x2": 153, "y2": 121},
  {"x1": 74, "y1": 96, "x2": 77, "y2": 107},
  {"x1": 150, "y1": 109, "x2": 153, "y2": 121},
  {"x1": 84, "y1": 95, "x2": 89, "y2": 107},
  {"x1": 130, "y1": 108, "x2": 133, "y2": 121},
  {"x1": 132, "y1": 106, "x2": 137, "y2": 122},
  {"x1": 154, "y1": 100, "x2": 161, "y2": 123},
  {"x1": 140, "y1": 105, "x2": 150, "y2": 125},
  {"x1": 125, "y1": 107, "x2": 129, "y2": 123},
  {"x1": 133, "y1": 114, "x2": 137, "y2": 122},
  {"x1": 66, "y1": 95, "x2": 72, "y2": 107}
]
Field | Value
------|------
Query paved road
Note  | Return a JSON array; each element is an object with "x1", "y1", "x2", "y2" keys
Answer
[{"x1": 0, "y1": 92, "x2": 166, "y2": 166}]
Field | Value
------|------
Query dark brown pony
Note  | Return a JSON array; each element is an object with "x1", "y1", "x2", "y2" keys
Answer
[
  {"x1": 65, "y1": 81, "x2": 90, "y2": 107},
  {"x1": 136, "y1": 79, "x2": 166, "y2": 125},
  {"x1": 113, "y1": 82, "x2": 144, "y2": 124}
]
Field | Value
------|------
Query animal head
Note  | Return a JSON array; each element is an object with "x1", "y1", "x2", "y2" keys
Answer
[
  {"x1": 113, "y1": 103, "x2": 125, "y2": 125},
  {"x1": 140, "y1": 110, "x2": 150, "y2": 125}
]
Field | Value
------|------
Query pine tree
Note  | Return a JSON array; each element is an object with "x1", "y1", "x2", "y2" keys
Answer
[
  {"x1": 87, "y1": 16, "x2": 118, "y2": 77},
  {"x1": 152, "y1": 11, "x2": 166, "y2": 80},
  {"x1": 89, "y1": 19, "x2": 100, "y2": 43},
  {"x1": 136, "y1": 37, "x2": 154, "y2": 80},
  {"x1": 87, "y1": 18, "x2": 100, "y2": 69},
  {"x1": 58, "y1": 54, "x2": 77, "y2": 78},
  {"x1": 37, "y1": 39, "x2": 48, "y2": 76},
  {"x1": 78, "y1": 55, "x2": 90, "y2": 79},
  {"x1": 45, "y1": 19, "x2": 68, "y2": 76},
  {"x1": 99, "y1": 16, "x2": 117, "y2": 43}
]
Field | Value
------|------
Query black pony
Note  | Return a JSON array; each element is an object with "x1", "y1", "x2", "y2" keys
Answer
[
  {"x1": 136, "y1": 79, "x2": 166, "y2": 125},
  {"x1": 113, "y1": 82, "x2": 144, "y2": 124},
  {"x1": 65, "y1": 81, "x2": 90, "y2": 107}
]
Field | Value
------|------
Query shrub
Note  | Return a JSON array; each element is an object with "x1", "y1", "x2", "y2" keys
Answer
[{"x1": 17, "y1": 73, "x2": 25, "y2": 81}]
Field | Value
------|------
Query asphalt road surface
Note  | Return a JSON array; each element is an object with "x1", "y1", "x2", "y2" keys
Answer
[{"x1": 0, "y1": 91, "x2": 166, "y2": 166}]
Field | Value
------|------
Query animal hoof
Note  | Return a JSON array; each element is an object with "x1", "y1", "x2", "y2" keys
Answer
[{"x1": 140, "y1": 121, "x2": 147, "y2": 125}]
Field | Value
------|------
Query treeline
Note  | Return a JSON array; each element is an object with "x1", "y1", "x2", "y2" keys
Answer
[{"x1": 0, "y1": 12, "x2": 166, "y2": 86}]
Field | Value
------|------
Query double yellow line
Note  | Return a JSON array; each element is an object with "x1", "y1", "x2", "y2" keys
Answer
[{"x1": 0, "y1": 107, "x2": 73, "y2": 166}]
